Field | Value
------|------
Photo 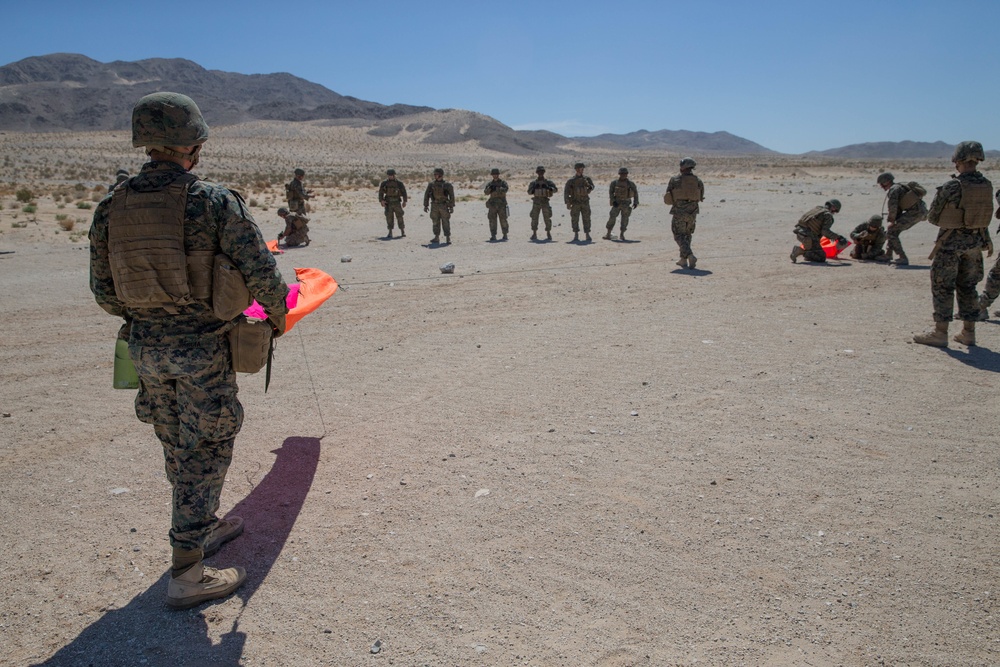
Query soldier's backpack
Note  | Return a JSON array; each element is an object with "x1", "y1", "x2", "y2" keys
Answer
[{"x1": 899, "y1": 182, "x2": 927, "y2": 210}]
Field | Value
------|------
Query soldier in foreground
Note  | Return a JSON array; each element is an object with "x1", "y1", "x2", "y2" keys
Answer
[
  {"x1": 877, "y1": 172, "x2": 928, "y2": 265},
  {"x1": 564, "y1": 162, "x2": 595, "y2": 242},
  {"x1": 277, "y1": 206, "x2": 311, "y2": 247},
  {"x1": 378, "y1": 168, "x2": 407, "y2": 238},
  {"x1": 664, "y1": 157, "x2": 705, "y2": 268},
  {"x1": 285, "y1": 167, "x2": 312, "y2": 215},
  {"x1": 528, "y1": 166, "x2": 557, "y2": 241},
  {"x1": 849, "y1": 215, "x2": 887, "y2": 261},
  {"x1": 483, "y1": 168, "x2": 509, "y2": 241},
  {"x1": 790, "y1": 199, "x2": 847, "y2": 263},
  {"x1": 605, "y1": 167, "x2": 639, "y2": 241},
  {"x1": 913, "y1": 141, "x2": 992, "y2": 347},
  {"x1": 423, "y1": 167, "x2": 455, "y2": 244},
  {"x1": 89, "y1": 92, "x2": 288, "y2": 609}
]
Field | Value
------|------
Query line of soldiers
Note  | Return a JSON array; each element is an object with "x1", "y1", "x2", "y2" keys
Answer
[{"x1": 366, "y1": 160, "x2": 704, "y2": 262}]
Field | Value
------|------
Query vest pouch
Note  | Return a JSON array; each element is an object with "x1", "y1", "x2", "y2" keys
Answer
[
  {"x1": 213, "y1": 254, "x2": 251, "y2": 321},
  {"x1": 228, "y1": 317, "x2": 272, "y2": 373},
  {"x1": 663, "y1": 190, "x2": 675, "y2": 206},
  {"x1": 187, "y1": 251, "x2": 214, "y2": 301},
  {"x1": 113, "y1": 338, "x2": 139, "y2": 389}
]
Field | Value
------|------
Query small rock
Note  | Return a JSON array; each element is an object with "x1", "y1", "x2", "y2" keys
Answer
[
  {"x1": 1, "y1": 413, "x2": 10, "y2": 418},
  {"x1": 440, "y1": 262, "x2": 455, "y2": 274},
  {"x1": 110, "y1": 487, "x2": 129, "y2": 495},
  {"x1": 630, "y1": 410, "x2": 638, "y2": 417},
  {"x1": 589, "y1": 429, "x2": 597, "y2": 434},
  {"x1": 370, "y1": 639, "x2": 382, "y2": 654},
  {"x1": 719, "y1": 199, "x2": 726, "y2": 202},
  {"x1": 132, "y1": 546, "x2": 141, "y2": 552},
  {"x1": 340, "y1": 255, "x2": 352, "y2": 262},
  {"x1": 474, "y1": 489, "x2": 490, "y2": 498}
]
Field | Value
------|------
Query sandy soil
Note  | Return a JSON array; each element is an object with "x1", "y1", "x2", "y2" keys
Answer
[{"x1": 0, "y1": 129, "x2": 997, "y2": 666}]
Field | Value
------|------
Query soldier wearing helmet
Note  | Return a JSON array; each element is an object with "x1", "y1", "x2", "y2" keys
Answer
[
  {"x1": 977, "y1": 187, "x2": 1000, "y2": 319},
  {"x1": 377, "y1": 168, "x2": 408, "y2": 238},
  {"x1": 564, "y1": 162, "x2": 595, "y2": 242},
  {"x1": 277, "y1": 206, "x2": 311, "y2": 247},
  {"x1": 849, "y1": 214, "x2": 888, "y2": 261},
  {"x1": 89, "y1": 92, "x2": 289, "y2": 610},
  {"x1": 876, "y1": 171, "x2": 928, "y2": 265},
  {"x1": 483, "y1": 168, "x2": 510, "y2": 241},
  {"x1": 604, "y1": 167, "x2": 639, "y2": 241},
  {"x1": 285, "y1": 167, "x2": 313, "y2": 215},
  {"x1": 423, "y1": 168, "x2": 455, "y2": 244},
  {"x1": 664, "y1": 157, "x2": 705, "y2": 268},
  {"x1": 790, "y1": 199, "x2": 848, "y2": 263},
  {"x1": 108, "y1": 168, "x2": 130, "y2": 193},
  {"x1": 528, "y1": 166, "x2": 558, "y2": 241},
  {"x1": 913, "y1": 141, "x2": 992, "y2": 347}
]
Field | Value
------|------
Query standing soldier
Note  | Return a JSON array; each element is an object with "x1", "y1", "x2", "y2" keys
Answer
[
  {"x1": 913, "y1": 141, "x2": 992, "y2": 347},
  {"x1": 877, "y1": 172, "x2": 928, "y2": 265},
  {"x1": 849, "y1": 215, "x2": 888, "y2": 261},
  {"x1": 423, "y1": 167, "x2": 455, "y2": 244},
  {"x1": 483, "y1": 168, "x2": 509, "y2": 241},
  {"x1": 285, "y1": 167, "x2": 312, "y2": 215},
  {"x1": 89, "y1": 92, "x2": 289, "y2": 609},
  {"x1": 528, "y1": 166, "x2": 558, "y2": 241},
  {"x1": 664, "y1": 157, "x2": 705, "y2": 268},
  {"x1": 978, "y1": 188, "x2": 1000, "y2": 318},
  {"x1": 605, "y1": 167, "x2": 639, "y2": 241},
  {"x1": 790, "y1": 200, "x2": 848, "y2": 263},
  {"x1": 564, "y1": 162, "x2": 595, "y2": 242},
  {"x1": 378, "y1": 168, "x2": 407, "y2": 238},
  {"x1": 277, "y1": 206, "x2": 311, "y2": 247}
]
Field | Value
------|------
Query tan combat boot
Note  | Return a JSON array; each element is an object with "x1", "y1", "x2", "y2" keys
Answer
[
  {"x1": 790, "y1": 246, "x2": 804, "y2": 263},
  {"x1": 953, "y1": 321, "x2": 976, "y2": 346},
  {"x1": 688, "y1": 255, "x2": 697, "y2": 269},
  {"x1": 913, "y1": 321, "x2": 949, "y2": 347},
  {"x1": 166, "y1": 561, "x2": 247, "y2": 609}
]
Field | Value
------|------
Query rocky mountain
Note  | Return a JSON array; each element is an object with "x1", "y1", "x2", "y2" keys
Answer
[
  {"x1": 571, "y1": 129, "x2": 776, "y2": 155},
  {"x1": 0, "y1": 53, "x2": 431, "y2": 132},
  {"x1": 806, "y1": 140, "x2": 1000, "y2": 159}
]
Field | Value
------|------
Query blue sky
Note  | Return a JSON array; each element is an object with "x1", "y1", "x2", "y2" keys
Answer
[{"x1": 2, "y1": 0, "x2": 997, "y2": 154}]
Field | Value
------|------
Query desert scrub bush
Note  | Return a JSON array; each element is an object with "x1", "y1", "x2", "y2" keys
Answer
[
  {"x1": 11, "y1": 220, "x2": 27, "y2": 228},
  {"x1": 248, "y1": 198, "x2": 259, "y2": 207},
  {"x1": 22, "y1": 204, "x2": 36, "y2": 214},
  {"x1": 55, "y1": 213, "x2": 69, "y2": 221},
  {"x1": 15, "y1": 188, "x2": 33, "y2": 203},
  {"x1": 76, "y1": 201, "x2": 92, "y2": 210},
  {"x1": 58, "y1": 218, "x2": 75, "y2": 231},
  {"x1": 90, "y1": 192, "x2": 103, "y2": 202}
]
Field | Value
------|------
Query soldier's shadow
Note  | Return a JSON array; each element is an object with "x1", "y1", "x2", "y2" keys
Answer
[
  {"x1": 943, "y1": 345, "x2": 1000, "y2": 372},
  {"x1": 34, "y1": 436, "x2": 322, "y2": 667},
  {"x1": 671, "y1": 268, "x2": 713, "y2": 277}
]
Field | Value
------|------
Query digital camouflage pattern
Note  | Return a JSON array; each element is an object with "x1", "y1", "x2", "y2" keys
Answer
[
  {"x1": 280, "y1": 211, "x2": 310, "y2": 246},
  {"x1": 286, "y1": 176, "x2": 310, "y2": 214},
  {"x1": 484, "y1": 177, "x2": 510, "y2": 237},
  {"x1": 90, "y1": 160, "x2": 288, "y2": 552},
  {"x1": 131, "y1": 92, "x2": 209, "y2": 148},
  {"x1": 666, "y1": 173, "x2": 704, "y2": 259},
  {"x1": 978, "y1": 189, "x2": 1000, "y2": 311},
  {"x1": 528, "y1": 177, "x2": 558, "y2": 232},
  {"x1": 378, "y1": 177, "x2": 407, "y2": 232},
  {"x1": 793, "y1": 207, "x2": 842, "y2": 262},
  {"x1": 423, "y1": 179, "x2": 455, "y2": 238},
  {"x1": 565, "y1": 174, "x2": 595, "y2": 234},
  {"x1": 885, "y1": 182, "x2": 928, "y2": 258},
  {"x1": 606, "y1": 178, "x2": 639, "y2": 235},
  {"x1": 926, "y1": 171, "x2": 992, "y2": 322},
  {"x1": 849, "y1": 218, "x2": 887, "y2": 260}
]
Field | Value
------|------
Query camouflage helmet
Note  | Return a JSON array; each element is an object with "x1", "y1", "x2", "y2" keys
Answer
[
  {"x1": 825, "y1": 198, "x2": 842, "y2": 213},
  {"x1": 679, "y1": 157, "x2": 696, "y2": 169},
  {"x1": 490, "y1": 168, "x2": 500, "y2": 175},
  {"x1": 294, "y1": 168, "x2": 305, "y2": 177},
  {"x1": 131, "y1": 92, "x2": 209, "y2": 148},
  {"x1": 867, "y1": 214, "x2": 883, "y2": 226},
  {"x1": 618, "y1": 167, "x2": 629, "y2": 174},
  {"x1": 277, "y1": 207, "x2": 290, "y2": 216},
  {"x1": 536, "y1": 166, "x2": 546, "y2": 173},
  {"x1": 574, "y1": 162, "x2": 585, "y2": 169},
  {"x1": 433, "y1": 167, "x2": 444, "y2": 176},
  {"x1": 386, "y1": 168, "x2": 396, "y2": 175},
  {"x1": 876, "y1": 172, "x2": 894, "y2": 186},
  {"x1": 115, "y1": 168, "x2": 129, "y2": 177},
  {"x1": 952, "y1": 141, "x2": 985, "y2": 163}
]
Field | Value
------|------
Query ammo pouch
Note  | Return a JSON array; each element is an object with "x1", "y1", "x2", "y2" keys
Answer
[
  {"x1": 213, "y1": 254, "x2": 252, "y2": 320},
  {"x1": 663, "y1": 190, "x2": 674, "y2": 206},
  {"x1": 228, "y1": 316, "x2": 273, "y2": 374}
]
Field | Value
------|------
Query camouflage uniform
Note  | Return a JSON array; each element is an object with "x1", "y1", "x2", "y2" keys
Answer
[
  {"x1": 849, "y1": 218, "x2": 887, "y2": 260},
  {"x1": 528, "y1": 176, "x2": 558, "y2": 233},
  {"x1": 423, "y1": 176, "x2": 455, "y2": 241},
  {"x1": 484, "y1": 175, "x2": 509, "y2": 238},
  {"x1": 378, "y1": 175, "x2": 407, "y2": 234},
  {"x1": 90, "y1": 160, "x2": 289, "y2": 553},
  {"x1": 280, "y1": 211, "x2": 310, "y2": 247},
  {"x1": 885, "y1": 182, "x2": 928, "y2": 259},
  {"x1": 926, "y1": 171, "x2": 991, "y2": 322},
  {"x1": 286, "y1": 175, "x2": 310, "y2": 215},
  {"x1": 665, "y1": 172, "x2": 705, "y2": 260},
  {"x1": 793, "y1": 206, "x2": 844, "y2": 263},
  {"x1": 979, "y1": 189, "x2": 1000, "y2": 312},
  {"x1": 564, "y1": 173, "x2": 595, "y2": 235},
  {"x1": 606, "y1": 176, "x2": 639, "y2": 236}
]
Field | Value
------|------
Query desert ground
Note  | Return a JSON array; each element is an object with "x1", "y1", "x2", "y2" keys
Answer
[{"x1": 0, "y1": 124, "x2": 998, "y2": 667}]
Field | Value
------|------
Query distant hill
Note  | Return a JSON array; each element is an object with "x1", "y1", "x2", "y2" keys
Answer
[
  {"x1": 571, "y1": 129, "x2": 776, "y2": 155},
  {"x1": 806, "y1": 140, "x2": 1000, "y2": 159}
]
